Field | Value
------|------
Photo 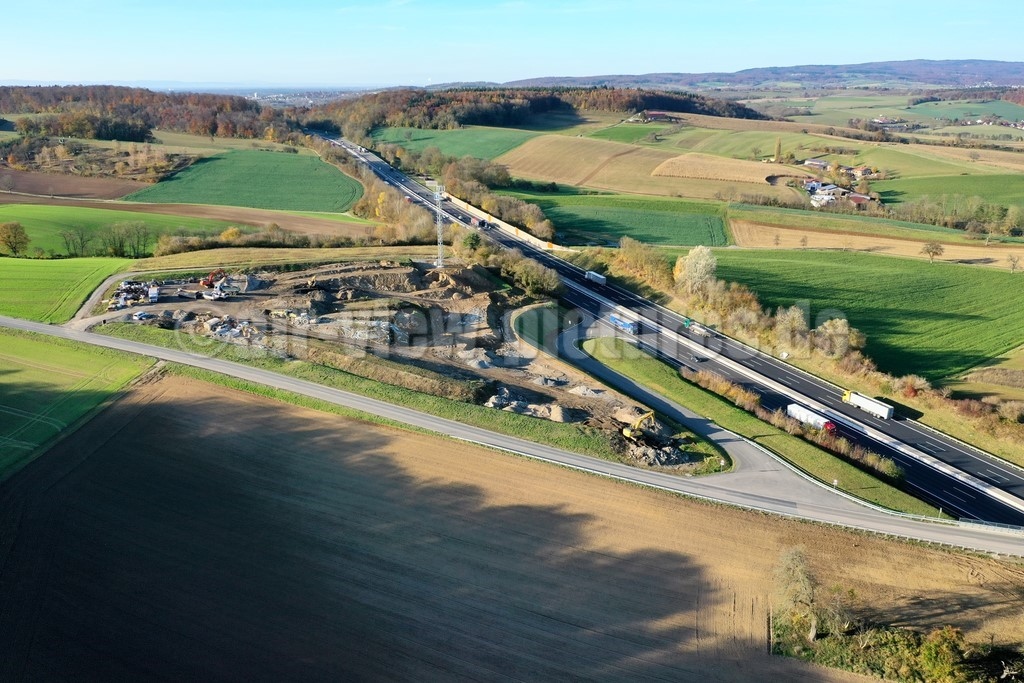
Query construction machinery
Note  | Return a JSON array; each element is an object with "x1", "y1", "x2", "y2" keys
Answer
[
  {"x1": 200, "y1": 268, "x2": 226, "y2": 288},
  {"x1": 622, "y1": 411, "x2": 657, "y2": 441}
]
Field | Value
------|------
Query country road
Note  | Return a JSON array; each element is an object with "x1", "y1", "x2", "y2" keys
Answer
[{"x1": 4, "y1": 315, "x2": 1023, "y2": 557}]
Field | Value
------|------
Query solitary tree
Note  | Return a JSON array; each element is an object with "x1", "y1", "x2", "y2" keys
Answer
[
  {"x1": 676, "y1": 245, "x2": 717, "y2": 294},
  {"x1": 1010, "y1": 254, "x2": 1021, "y2": 274},
  {"x1": 921, "y1": 241, "x2": 944, "y2": 264},
  {"x1": 0, "y1": 221, "x2": 29, "y2": 256},
  {"x1": 774, "y1": 136, "x2": 782, "y2": 163}
]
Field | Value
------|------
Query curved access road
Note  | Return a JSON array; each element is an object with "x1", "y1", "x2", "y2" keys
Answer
[{"x1": 4, "y1": 315, "x2": 1023, "y2": 557}]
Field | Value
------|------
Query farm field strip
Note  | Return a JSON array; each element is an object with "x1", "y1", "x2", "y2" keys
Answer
[
  {"x1": 1, "y1": 372, "x2": 1019, "y2": 680},
  {"x1": 0, "y1": 257, "x2": 133, "y2": 323},
  {"x1": 496, "y1": 135, "x2": 797, "y2": 200},
  {"x1": 125, "y1": 149, "x2": 363, "y2": 212},
  {"x1": 370, "y1": 125, "x2": 539, "y2": 159},
  {"x1": 502, "y1": 191, "x2": 728, "y2": 246},
  {"x1": 0, "y1": 203, "x2": 240, "y2": 254},
  {"x1": 0, "y1": 329, "x2": 152, "y2": 477},
  {"x1": 712, "y1": 250, "x2": 1024, "y2": 381}
]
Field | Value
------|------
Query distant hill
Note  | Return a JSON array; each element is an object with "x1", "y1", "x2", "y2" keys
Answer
[{"x1": 501, "y1": 60, "x2": 1024, "y2": 90}]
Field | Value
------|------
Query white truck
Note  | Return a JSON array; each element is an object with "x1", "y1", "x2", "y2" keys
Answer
[
  {"x1": 147, "y1": 285, "x2": 160, "y2": 303},
  {"x1": 690, "y1": 323, "x2": 711, "y2": 338},
  {"x1": 584, "y1": 271, "x2": 606, "y2": 286},
  {"x1": 786, "y1": 404, "x2": 837, "y2": 434},
  {"x1": 842, "y1": 390, "x2": 894, "y2": 420}
]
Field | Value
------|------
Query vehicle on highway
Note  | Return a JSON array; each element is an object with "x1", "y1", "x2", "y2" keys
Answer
[
  {"x1": 842, "y1": 390, "x2": 894, "y2": 420},
  {"x1": 608, "y1": 313, "x2": 640, "y2": 335},
  {"x1": 786, "y1": 403, "x2": 838, "y2": 435}
]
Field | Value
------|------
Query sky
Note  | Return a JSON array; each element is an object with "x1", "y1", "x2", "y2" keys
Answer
[{"x1": 3, "y1": 0, "x2": 1022, "y2": 88}]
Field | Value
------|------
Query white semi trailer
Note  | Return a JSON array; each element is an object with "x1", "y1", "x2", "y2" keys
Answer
[
  {"x1": 584, "y1": 271, "x2": 606, "y2": 285},
  {"x1": 842, "y1": 390, "x2": 894, "y2": 419},
  {"x1": 786, "y1": 404, "x2": 837, "y2": 434}
]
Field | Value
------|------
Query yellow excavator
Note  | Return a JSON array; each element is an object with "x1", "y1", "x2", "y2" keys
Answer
[{"x1": 622, "y1": 411, "x2": 657, "y2": 442}]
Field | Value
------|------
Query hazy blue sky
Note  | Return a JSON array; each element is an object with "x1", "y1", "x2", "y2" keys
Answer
[{"x1": 3, "y1": 0, "x2": 1021, "y2": 87}]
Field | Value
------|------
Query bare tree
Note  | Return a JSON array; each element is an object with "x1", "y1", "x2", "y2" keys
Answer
[
  {"x1": 1010, "y1": 254, "x2": 1021, "y2": 274},
  {"x1": 60, "y1": 225, "x2": 93, "y2": 257},
  {"x1": 124, "y1": 221, "x2": 151, "y2": 258},
  {"x1": 98, "y1": 223, "x2": 129, "y2": 257},
  {"x1": 799, "y1": 235, "x2": 808, "y2": 249},
  {"x1": 921, "y1": 241, "x2": 944, "y2": 264},
  {"x1": 0, "y1": 174, "x2": 14, "y2": 193}
]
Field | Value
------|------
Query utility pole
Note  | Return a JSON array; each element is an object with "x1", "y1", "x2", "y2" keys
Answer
[{"x1": 434, "y1": 184, "x2": 445, "y2": 268}]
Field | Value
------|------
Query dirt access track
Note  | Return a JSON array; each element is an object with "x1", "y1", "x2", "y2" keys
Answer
[
  {"x1": 0, "y1": 169, "x2": 369, "y2": 238},
  {"x1": 2, "y1": 375, "x2": 1022, "y2": 680}
]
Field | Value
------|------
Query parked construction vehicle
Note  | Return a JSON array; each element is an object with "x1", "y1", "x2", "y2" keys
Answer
[
  {"x1": 200, "y1": 269, "x2": 226, "y2": 288},
  {"x1": 622, "y1": 411, "x2": 657, "y2": 441}
]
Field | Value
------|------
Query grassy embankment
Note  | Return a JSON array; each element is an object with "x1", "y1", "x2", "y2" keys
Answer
[
  {"x1": 580, "y1": 336, "x2": 943, "y2": 517},
  {"x1": 126, "y1": 149, "x2": 363, "y2": 212},
  {"x1": 0, "y1": 328, "x2": 152, "y2": 479},
  {"x1": 97, "y1": 323, "x2": 620, "y2": 462},
  {"x1": 0, "y1": 257, "x2": 132, "y2": 322}
]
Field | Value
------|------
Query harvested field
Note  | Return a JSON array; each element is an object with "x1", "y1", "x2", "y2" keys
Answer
[
  {"x1": 496, "y1": 136, "x2": 798, "y2": 200},
  {"x1": 4, "y1": 374, "x2": 1022, "y2": 680},
  {"x1": 0, "y1": 168, "x2": 146, "y2": 198},
  {"x1": 730, "y1": 219, "x2": 1024, "y2": 269},
  {"x1": 653, "y1": 152, "x2": 811, "y2": 184}
]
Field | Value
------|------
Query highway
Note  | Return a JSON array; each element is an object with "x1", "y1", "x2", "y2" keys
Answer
[
  {"x1": 327, "y1": 134, "x2": 1024, "y2": 526},
  {"x1": 4, "y1": 314, "x2": 1024, "y2": 557}
]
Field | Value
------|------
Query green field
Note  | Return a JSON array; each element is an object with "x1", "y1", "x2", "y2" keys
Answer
[
  {"x1": 0, "y1": 257, "x2": 131, "y2": 322},
  {"x1": 502, "y1": 191, "x2": 728, "y2": 246},
  {"x1": 588, "y1": 124, "x2": 669, "y2": 144},
  {"x1": 0, "y1": 204, "x2": 241, "y2": 255},
  {"x1": 125, "y1": 149, "x2": 362, "y2": 212},
  {"x1": 713, "y1": 250, "x2": 1024, "y2": 381},
  {"x1": 909, "y1": 99, "x2": 1024, "y2": 123},
  {"x1": 371, "y1": 126, "x2": 538, "y2": 160},
  {"x1": 874, "y1": 174, "x2": 1024, "y2": 207},
  {"x1": 0, "y1": 328, "x2": 152, "y2": 478}
]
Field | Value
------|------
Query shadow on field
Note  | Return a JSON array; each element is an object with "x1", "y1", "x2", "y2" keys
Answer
[
  {"x1": 0, "y1": 371, "x2": 127, "y2": 484},
  {"x1": 0, "y1": 380, "x2": 726, "y2": 681}
]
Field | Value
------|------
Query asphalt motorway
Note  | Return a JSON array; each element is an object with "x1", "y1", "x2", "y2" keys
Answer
[
  {"x1": 5, "y1": 314, "x2": 1024, "y2": 557},
  {"x1": 328, "y1": 134, "x2": 1024, "y2": 525}
]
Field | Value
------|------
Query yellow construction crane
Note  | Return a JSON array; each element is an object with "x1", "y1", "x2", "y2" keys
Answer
[{"x1": 622, "y1": 411, "x2": 657, "y2": 441}]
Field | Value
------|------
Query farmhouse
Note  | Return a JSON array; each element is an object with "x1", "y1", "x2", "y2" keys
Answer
[{"x1": 627, "y1": 110, "x2": 680, "y2": 123}]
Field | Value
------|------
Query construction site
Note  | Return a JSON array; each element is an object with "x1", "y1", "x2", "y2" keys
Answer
[{"x1": 109, "y1": 259, "x2": 714, "y2": 471}]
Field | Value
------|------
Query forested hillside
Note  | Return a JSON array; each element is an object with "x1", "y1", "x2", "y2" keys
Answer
[
  {"x1": 309, "y1": 87, "x2": 767, "y2": 141},
  {"x1": 0, "y1": 85, "x2": 298, "y2": 141}
]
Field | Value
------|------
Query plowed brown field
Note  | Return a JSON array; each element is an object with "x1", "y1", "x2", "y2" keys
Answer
[{"x1": 1, "y1": 375, "x2": 1020, "y2": 680}]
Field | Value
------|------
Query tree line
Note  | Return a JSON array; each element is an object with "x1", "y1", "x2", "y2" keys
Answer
[{"x1": 0, "y1": 85, "x2": 300, "y2": 141}]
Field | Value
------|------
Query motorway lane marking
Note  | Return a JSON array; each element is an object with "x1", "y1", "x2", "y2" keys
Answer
[{"x1": 945, "y1": 488, "x2": 978, "y2": 503}]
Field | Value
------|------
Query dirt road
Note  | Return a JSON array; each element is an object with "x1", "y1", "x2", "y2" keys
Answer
[{"x1": 3, "y1": 375, "x2": 1022, "y2": 680}]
